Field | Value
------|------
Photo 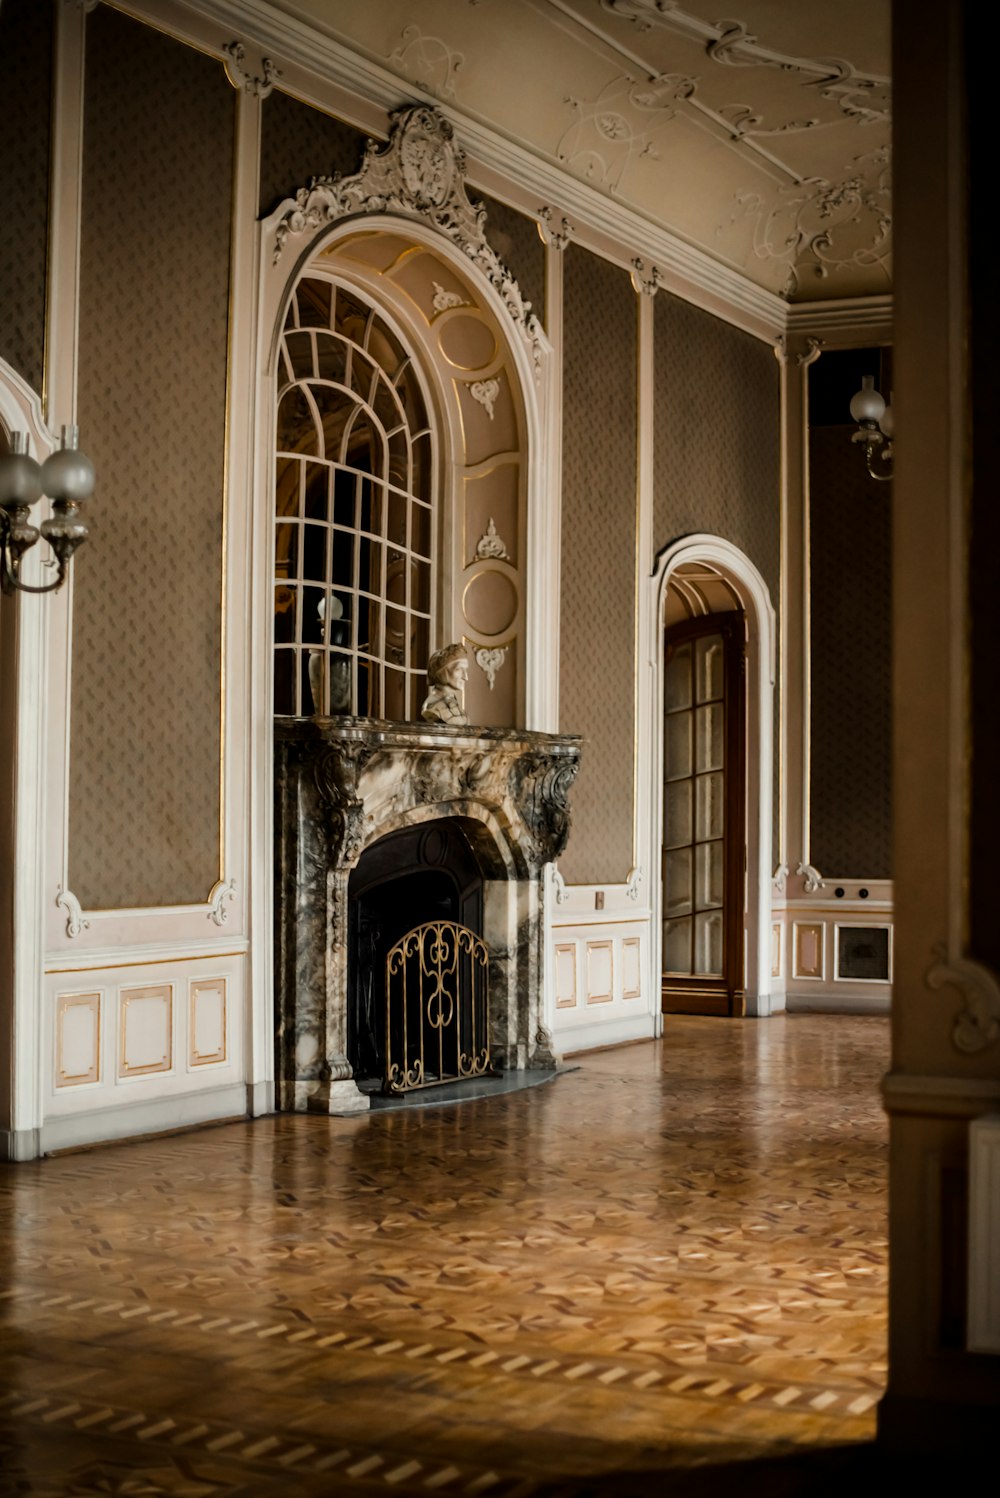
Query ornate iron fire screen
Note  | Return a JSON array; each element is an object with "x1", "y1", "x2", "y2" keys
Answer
[{"x1": 384, "y1": 920, "x2": 494, "y2": 1093}]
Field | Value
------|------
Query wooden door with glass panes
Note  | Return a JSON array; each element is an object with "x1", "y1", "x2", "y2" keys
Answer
[{"x1": 661, "y1": 614, "x2": 746, "y2": 1016}]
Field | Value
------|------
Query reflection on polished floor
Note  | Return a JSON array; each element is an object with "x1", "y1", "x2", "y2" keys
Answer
[{"x1": 0, "y1": 1015, "x2": 890, "y2": 1496}]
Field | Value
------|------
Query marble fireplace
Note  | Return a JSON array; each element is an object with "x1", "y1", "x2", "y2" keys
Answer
[{"x1": 274, "y1": 718, "x2": 581, "y2": 1113}]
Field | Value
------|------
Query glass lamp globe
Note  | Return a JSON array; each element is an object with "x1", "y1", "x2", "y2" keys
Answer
[
  {"x1": 0, "y1": 432, "x2": 43, "y2": 507},
  {"x1": 39, "y1": 425, "x2": 95, "y2": 504},
  {"x1": 849, "y1": 375, "x2": 886, "y2": 426}
]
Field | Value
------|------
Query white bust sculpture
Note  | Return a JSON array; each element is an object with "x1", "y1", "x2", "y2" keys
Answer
[{"x1": 421, "y1": 642, "x2": 470, "y2": 725}]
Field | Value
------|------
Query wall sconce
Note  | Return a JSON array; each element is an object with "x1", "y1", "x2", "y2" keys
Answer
[
  {"x1": 849, "y1": 375, "x2": 893, "y2": 482},
  {"x1": 0, "y1": 425, "x2": 93, "y2": 595}
]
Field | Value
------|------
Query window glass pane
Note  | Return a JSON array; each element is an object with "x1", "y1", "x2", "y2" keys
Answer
[
  {"x1": 275, "y1": 455, "x2": 301, "y2": 521},
  {"x1": 664, "y1": 782, "x2": 692, "y2": 850},
  {"x1": 274, "y1": 279, "x2": 433, "y2": 720},
  {"x1": 695, "y1": 634, "x2": 724, "y2": 703},
  {"x1": 664, "y1": 848, "x2": 692, "y2": 916},
  {"x1": 274, "y1": 523, "x2": 299, "y2": 588},
  {"x1": 273, "y1": 647, "x2": 296, "y2": 716},
  {"x1": 276, "y1": 385, "x2": 316, "y2": 454},
  {"x1": 315, "y1": 333, "x2": 347, "y2": 384},
  {"x1": 303, "y1": 462, "x2": 329, "y2": 521},
  {"x1": 665, "y1": 711, "x2": 692, "y2": 781},
  {"x1": 283, "y1": 329, "x2": 315, "y2": 379},
  {"x1": 694, "y1": 911, "x2": 724, "y2": 976},
  {"x1": 695, "y1": 703, "x2": 724, "y2": 772},
  {"x1": 695, "y1": 772, "x2": 724, "y2": 842},
  {"x1": 664, "y1": 918, "x2": 693, "y2": 976},
  {"x1": 296, "y1": 280, "x2": 332, "y2": 330},
  {"x1": 665, "y1": 642, "x2": 692, "y2": 712},
  {"x1": 694, "y1": 840, "x2": 724, "y2": 911}
]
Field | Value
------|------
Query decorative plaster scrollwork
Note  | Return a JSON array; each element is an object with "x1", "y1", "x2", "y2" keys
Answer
[
  {"x1": 431, "y1": 281, "x2": 467, "y2": 311},
  {"x1": 474, "y1": 516, "x2": 509, "y2": 561},
  {"x1": 206, "y1": 878, "x2": 237, "y2": 926},
  {"x1": 222, "y1": 41, "x2": 281, "y2": 99},
  {"x1": 550, "y1": 865, "x2": 571, "y2": 905},
  {"x1": 630, "y1": 257, "x2": 661, "y2": 296},
  {"x1": 772, "y1": 864, "x2": 789, "y2": 894},
  {"x1": 559, "y1": 74, "x2": 696, "y2": 192},
  {"x1": 389, "y1": 25, "x2": 465, "y2": 100},
  {"x1": 926, "y1": 943, "x2": 1000, "y2": 1055},
  {"x1": 600, "y1": 3, "x2": 890, "y2": 126},
  {"x1": 56, "y1": 888, "x2": 90, "y2": 939},
  {"x1": 468, "y1": 378, "x2": 500, "y2": 420},
  {"x1": 474, "y1": 646, "x2": 506, "y2": 691},
  {"x1": 272, "y1": 106, "x2": 543, "y2": 376},
  {"x1": 796, "y1": 862, "x2": 825, "y2": 894},
  {"x1": 538, "y1": 207, "x2": 574, "y2": 250},
  {"x1": 626, "y1": 866, "x2": 643, "y2": 901},
  {"x1": 723, "y1": 148, "x2": 891, "y2": 297}
]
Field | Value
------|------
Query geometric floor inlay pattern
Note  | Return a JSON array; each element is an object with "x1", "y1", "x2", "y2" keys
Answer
[{"x1": 0, "y1": 1015, "x2": 889, "y2": 1495}]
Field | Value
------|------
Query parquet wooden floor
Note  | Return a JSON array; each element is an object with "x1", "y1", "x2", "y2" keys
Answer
[{"x1": 0, "y1": 1015, "x2": 894, "y2": 1496}]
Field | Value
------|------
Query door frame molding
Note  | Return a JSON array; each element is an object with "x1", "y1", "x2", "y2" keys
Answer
[{"x1": 648, "y1": 535, "x2": 776, "y2": 1016}]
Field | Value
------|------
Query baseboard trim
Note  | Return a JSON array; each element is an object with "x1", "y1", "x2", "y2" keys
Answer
[
  {"x1": 247, "y1": 1079, "x2": 275, "y2": 1117},
  {"x1": 787, "y1": 992, "x2": 891, "y2": 1016},
  {"x1": 39, "y1": 1084, "x2": 249, "y2": 1155},
  {"x1": 556, "y1": 1013, "x2": 656, "y2": 1057},
  {"x1": 0, "y1": 1126, "x2": 42, "y2": 1162}
]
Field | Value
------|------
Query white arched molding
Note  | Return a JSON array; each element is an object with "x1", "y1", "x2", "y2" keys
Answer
[
  {"x1": 0, "y1": 361, "x2": 60, "y2": 1159},
  {"x1": 249, "y1": 108, "x2": 558, "y2": 1085},
  {"x1": 649, "y1": 534, "x2": 777, "y2": 1017}
]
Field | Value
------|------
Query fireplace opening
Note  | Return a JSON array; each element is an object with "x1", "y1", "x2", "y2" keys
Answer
[{"x1": 348, "y1": 820, "x2": 485, "y2": 1086}]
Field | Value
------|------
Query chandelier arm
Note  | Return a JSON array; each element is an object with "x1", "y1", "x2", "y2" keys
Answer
[
  {"x1": 0, "y1": 516, "x2": 69, "y2": 595},
  {"x1": 864, "y1": 449, "x2": 893, "y2": 482}
]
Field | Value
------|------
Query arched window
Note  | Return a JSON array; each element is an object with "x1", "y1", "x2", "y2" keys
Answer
[{"x1": 273, "y1": 276, "x2": 434, "y2": 720}]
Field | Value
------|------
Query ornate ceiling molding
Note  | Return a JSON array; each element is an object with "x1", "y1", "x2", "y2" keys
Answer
[
  {"x1": 600, "y1": 1, "x2": 890, "y2": 124},
  {"x1": 271, "y1": 105, "x2": 544, "y2": 372}
]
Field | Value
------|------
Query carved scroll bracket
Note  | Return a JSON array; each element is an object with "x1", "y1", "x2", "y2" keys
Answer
[
  {"x1": 510, "y1": 749, "x2": 581, "y2": 866},
  {"x1": 926, "y1": 943, "x2": 1000, "y2": 1055},
  {"x1": 796, "y1": 861, "x2": 825, "y2": 894},
  {"x1": 56, "y1": 887, "x2": 90, "y2": 939},
  {"x1": 222, "y1": 40, "x2": 281, "y2": 98}
]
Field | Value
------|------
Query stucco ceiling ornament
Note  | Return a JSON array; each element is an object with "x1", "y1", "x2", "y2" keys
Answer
[
  {"x1": 272, "y1": 105, "x2": 543, "y2": 375},
  {"x1": 601, "y1": 2, "x2": 890, "y2": 125},
  {"x1": 722, "y1": 146, "x2": 892, "y2": 297},
  {"x1": 559, "y1": 73, "x2": 697, "y2": 192},
  {"x1": 389, "y1": 25, "x2": 465, "y2": 101},
  {"x1": 431, "y1": 281, "x2": 467, "y2": 312}
]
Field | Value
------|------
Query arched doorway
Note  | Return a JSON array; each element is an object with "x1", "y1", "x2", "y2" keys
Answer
[{"x1": 651, "y1": 536, "x2": 776, "y2": 1017}]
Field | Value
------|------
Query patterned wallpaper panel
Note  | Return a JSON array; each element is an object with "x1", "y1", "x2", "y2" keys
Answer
[
  {"x1": 809, "y1": 425, "x2": 892, "y2": 878},
  {"x1": 652, "y1": 292, "x2": 780, "y2": 598},
  {"x1": 652, "y1": 291, "x2": 781, "y2": 864},
  {"x1": 559, "y1": 245, "x2": 637, "y2": 885},
  {"x1": 259, "y1": 90, "x2": 371, "y2": 217},
  {"x1": 69, "y1": 6, "x2": 234, "y2": 910},
  {"x1": 478, "y1": 194, "x2": 546, "y2": 331},
  {"x1": 0, "y1": 0, "x2": 52, "y2": 393}
]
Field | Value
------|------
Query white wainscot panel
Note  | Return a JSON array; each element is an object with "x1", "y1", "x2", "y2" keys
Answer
[
  {"x1": 554, "y1": 944, "x2": 577, "y2": 1010},
  {"x1": 550, "y1": 919, "x2": 655, "y2": 1054},
  {"x1": 189, "y1": 977, "x2": 228, "y2": 1068},
  {"x1": 586, "y1": 940, "x2": 614, "y2": 1005},
  {"x1": 44, "y1": 955, "x2": 247, "y2": 1146},
  {"x1": 55, "y1": 992, "x2": 102, "y2": 1089},
  {"x1": 782, "y1": 884, "x2": 893, "y2": 1014},
  {"x1": 120, "y1": 984, "x2": 174, "y2": 1079}
]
